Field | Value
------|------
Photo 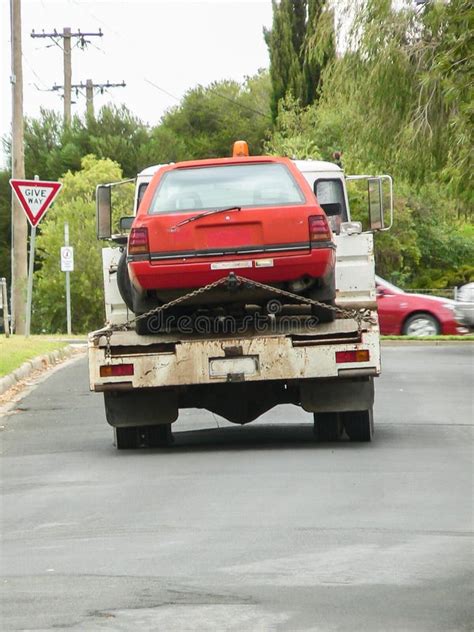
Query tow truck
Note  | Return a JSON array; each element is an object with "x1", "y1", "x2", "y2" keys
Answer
[{"x1": 88, "y1": 150, "x2": 393, "y2": 448}]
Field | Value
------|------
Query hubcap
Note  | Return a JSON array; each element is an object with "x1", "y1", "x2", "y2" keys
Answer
[{"x1": 406, "y1": 318, "x2": 437, "y2": 337}]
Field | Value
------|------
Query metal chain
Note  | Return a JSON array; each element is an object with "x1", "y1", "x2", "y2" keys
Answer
[{"x1": 93, "y1": 273, "x2": 375, "y2": 346}]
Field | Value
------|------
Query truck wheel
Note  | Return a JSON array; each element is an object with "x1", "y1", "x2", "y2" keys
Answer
[
  {"x1": 115, "y1": 426, "x2": 141, "y2": 449},
  {"x1": 342, "y1": 409, "x2": 374, "y2": 442},
  {"x1": 145, "y1": 423, "x2": 173, "y2": 447},
  {"x1": 313, "y1": 412, "x2": 342, "y2": 441}
]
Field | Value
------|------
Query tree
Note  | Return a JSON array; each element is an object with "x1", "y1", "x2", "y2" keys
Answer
[
  {"x1": 264, "y1": 0, "x2": 334, "y2": 119},
  {"x1": 265, "y1": 93, "x2": 321, "y2": 159},
  {"x1": 12, "y1": 105, "x2": 153, "y2": 183},
  {"x1": 316, "y1": 0, "x2": 473, "y2": 205},
  {"x1": 145, "y1": 71, "x2": 271, "y2": 163},
  {"x1": 84, "y1": 105, "x2": 151, "y2": 178},
  {"x1": 32, "y1": 155, "x2": 134, "y2": 333},
  {"x1": 0, "y1": 171, "x2": 11, "y2": 288}
]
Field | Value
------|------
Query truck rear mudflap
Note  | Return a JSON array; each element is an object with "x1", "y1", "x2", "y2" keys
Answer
[{"x1": 89, "y1": 316, "x2": 380, "y2": 392}]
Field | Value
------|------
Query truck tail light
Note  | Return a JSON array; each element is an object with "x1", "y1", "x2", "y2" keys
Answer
[
  {"x1": 128, "y1": 227, "x2": 149, "y2": 255},
  {"x1": 100, "y1": 364, "x2": 134, "y2": 377},
  {"x1": 309, "y1": 215, "x2": 331, "y2": 243},
  {"x1": 336, "y1": 350, "x2": 370, "y2": 363}
]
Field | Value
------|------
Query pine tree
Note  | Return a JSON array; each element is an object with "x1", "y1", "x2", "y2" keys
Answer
[{"x1": 264, "y1": 0, "x2": 334, "y2": 120}]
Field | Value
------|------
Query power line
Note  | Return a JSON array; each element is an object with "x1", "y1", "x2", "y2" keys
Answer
[
  {"x1": 144, "y1": 78, "x2": 269, "y2": 119},
  {"x1": 46, "y1": 80, "x2": 126, "y2": 117},
  {"x1": 65, "y1": 2, "x2": 269, "y2": 121},
  {"x1": 208, "y1": 88, "x2": 269, "y2": 118},
  {"x1": 143, "y1": 78, "x2": 181, "y2": 102},
  {"x1": 30, "y1": 28, "x2": 103, "y2": 125}
]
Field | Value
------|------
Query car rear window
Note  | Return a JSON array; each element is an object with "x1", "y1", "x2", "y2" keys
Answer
[{"x1": 149, "y1": 163, "x2": 305, "y2": 214}]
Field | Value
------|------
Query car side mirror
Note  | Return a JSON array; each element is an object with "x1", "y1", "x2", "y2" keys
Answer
[
  {"x1": 120, "y1": 216, "x2": 134, "y2": 232},
  {"x1": 376, "y1": 287, "x2": 386, "y2": 297},
  {"x1": 368, "y1": 178, "x2": 384, "y2": 230},
  {"x1": 321, "y1": 202, "x2": 342, "y2": 217},
  {"x1": 96, "y1": 185, "x2": 112, "y2": 240}
]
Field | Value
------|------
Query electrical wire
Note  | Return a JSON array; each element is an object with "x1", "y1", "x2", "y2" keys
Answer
[
  {"x1": 22, "y1": 54, "x2": 49, "y2": 89},
  {"x1": 65, "y1": 0, "x2": 270, "y2": 119}
]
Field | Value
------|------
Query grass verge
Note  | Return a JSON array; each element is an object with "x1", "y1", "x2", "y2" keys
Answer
[
  {"x1": 0, "y1": 335, "x2": 71, "y2": 377},
  {"x1": 381, "y1": 335, "x2": 474, "y2": 341}
]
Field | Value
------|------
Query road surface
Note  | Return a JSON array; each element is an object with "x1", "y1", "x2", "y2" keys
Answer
[{"x1": 1, "y1": 344, "x2": 473, "y2": 631}]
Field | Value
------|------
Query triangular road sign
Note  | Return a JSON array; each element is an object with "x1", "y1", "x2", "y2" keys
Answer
[{"x1": 10, "y1": 179, "x2": 62, "y2": 227}]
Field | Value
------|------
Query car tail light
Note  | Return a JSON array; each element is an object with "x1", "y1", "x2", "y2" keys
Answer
[
  {"x1": 309, "y1": 215, "x2": 331, "y2": 243},
  {"x1": 128, "y1": 227, "x2": 149, "y2": 255},
  {"x1": 100, "y1": 364, "x2": 134, "y2": 377},
  {"x1": 336, "y1": 350, "x2": 370, "y2": 363}
]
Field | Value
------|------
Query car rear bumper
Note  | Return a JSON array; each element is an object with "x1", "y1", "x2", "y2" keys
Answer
[{"x1": 128, "y1": 247, "x2": 335, "y2": 292}]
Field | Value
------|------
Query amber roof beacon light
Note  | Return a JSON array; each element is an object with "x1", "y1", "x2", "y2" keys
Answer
[{"x1": 232, "y1": 140, "x2": 249, "y2": 157}]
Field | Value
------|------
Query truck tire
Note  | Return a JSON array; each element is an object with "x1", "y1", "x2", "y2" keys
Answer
[
  {"x1": 115, "y1": 426, "x2": 141, "y2": 449},
  {"x1": 145, "y1": 423, "x2": 173, "y2": 447},
  {"x1": 313, "y1": 412, "x2": 342, "y2": 441},
  {"x1": 342, "y1": 409, "x2": 374, "y2": 442}
]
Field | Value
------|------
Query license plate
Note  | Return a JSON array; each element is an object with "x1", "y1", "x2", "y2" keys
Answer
[
  {"x1": 211, "y1": 260, "x2": 253, "y2": 270},
  {"x1": 209, "y1": 356, "x2": 259, "y2": 378}
]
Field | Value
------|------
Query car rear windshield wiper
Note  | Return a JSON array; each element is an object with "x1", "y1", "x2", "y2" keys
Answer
[{"x1": 170, "y1": 206, "x2": 241, "y2": 231}]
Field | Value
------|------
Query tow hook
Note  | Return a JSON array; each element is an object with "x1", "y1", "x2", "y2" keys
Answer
[{"x1": 226, "y1": 272, "x2": 241, "y2": 291}]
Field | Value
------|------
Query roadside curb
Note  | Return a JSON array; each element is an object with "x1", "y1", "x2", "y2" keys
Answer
[
  {"x1": 0, "y1": 344, "x2": 86, "y2": 397},
  {"x1": 381, "y1": 339, "x2": 474, "y2": 346}
]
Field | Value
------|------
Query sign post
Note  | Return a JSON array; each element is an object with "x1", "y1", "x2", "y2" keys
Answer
[
  {"x1": 25, "y1": 222, "x2": 36, "y2": 337},
  {"x1": 61, "y1": 223, "x2": 74, "y2": 335},
  {"x1": 0, "y1": 277, "x2": 10, "y2": 337},
  {"x1": 9, "y1": 177, "x2": 62, "y2": 336}
]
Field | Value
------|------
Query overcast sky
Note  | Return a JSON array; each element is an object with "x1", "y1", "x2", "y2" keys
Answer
[{"x1": 1, "y1": 0, "x2": 274, "y2": 168}]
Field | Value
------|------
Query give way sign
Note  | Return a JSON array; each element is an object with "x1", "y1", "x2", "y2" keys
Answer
[{"x1": 10, "y1": 179, "x2": 62, "y2": 227}]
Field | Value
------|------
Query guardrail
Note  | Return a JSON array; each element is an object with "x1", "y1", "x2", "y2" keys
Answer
[{"x1": 404, "y1": 288, "x2": 455, "y2": 299}]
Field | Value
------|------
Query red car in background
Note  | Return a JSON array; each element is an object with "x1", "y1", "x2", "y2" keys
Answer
[{"x1": 376, "y1": 276, "x2": 467, "y2": 336}]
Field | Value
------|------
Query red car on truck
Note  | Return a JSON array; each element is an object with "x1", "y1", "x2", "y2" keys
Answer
[{"x1": 119, "y1": 148, "x2": 336, "y2": 333}]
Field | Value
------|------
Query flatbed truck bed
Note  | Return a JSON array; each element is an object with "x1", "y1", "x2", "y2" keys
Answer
[{"x1": 89, "y1": 314, "x2": 379, "y2": 447}]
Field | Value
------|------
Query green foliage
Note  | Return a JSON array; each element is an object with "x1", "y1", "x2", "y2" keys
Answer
[
  {"x1": 316, "y1": 0, "x2": 473, "y2": 205},
  {"x1": 264, "y1": 0, "x2": 334, "y2": 119},
  {"x1": 83, "y1": 105, "x2": 151, "y2": 177},
  {"x1": 32, "y1": 156, "x2": 133, "y2": 333},
  {"x1": 0, "y1": 170, "x2": 11, "y2": 286},
  {"x1": 265, "y1": 0, "x2": 473, "y2": 288},
  {"x1": 265, "y1": 94, "x2": 321, "y2": 159},
  {"x1": 146, "y1": 72, "x2": 271, "y2": 163},
  {"x1": 18, "y1": 105, "x2": 152, "y2": 181}
]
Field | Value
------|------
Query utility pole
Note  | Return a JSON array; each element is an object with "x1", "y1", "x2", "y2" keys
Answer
[
  {"x1": 10, "y1": 0, "x2": 27, "y2": 334},
  {"x1": 86, "y1": 79, "x2": 94, "y2": 118},
  {"x1": 47, "y1": 80, "x2": 126, "y2": 118},
  {"x1": 30, "y1": 28, "x2": 103, "y2": 126},
  {"x1": 63, "y1": 27, "x2": 72, "y2": 126}
]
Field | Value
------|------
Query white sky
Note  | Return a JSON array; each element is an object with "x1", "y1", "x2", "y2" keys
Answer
[{"x1": 1, "y1": 0, "x2": 274, "y2": 168}]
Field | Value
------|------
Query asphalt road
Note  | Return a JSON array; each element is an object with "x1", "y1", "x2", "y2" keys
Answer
[{"x1": 1, "y1": 344, "x2": 473, "y2": 632}]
